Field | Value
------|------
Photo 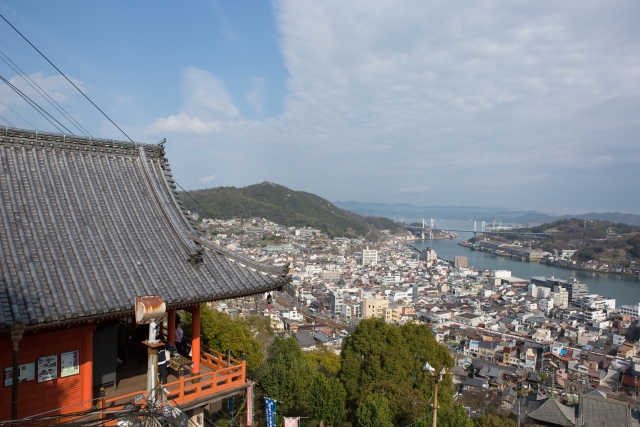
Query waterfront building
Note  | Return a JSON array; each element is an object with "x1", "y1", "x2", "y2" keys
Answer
[
  {"x1": 619, "y1": 304, "x2": 640, "y2": 318},
  {"x1": 454, "y1": 256, "x2": 468, "y2": 267},
  {"x1": 531, "y1": 276, "x2": 589, "y2": 303}
]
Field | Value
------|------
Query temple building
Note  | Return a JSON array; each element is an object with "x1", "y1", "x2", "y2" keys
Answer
[{"x1": 0, "y1": 129, "x2": 290, "y2": 422}]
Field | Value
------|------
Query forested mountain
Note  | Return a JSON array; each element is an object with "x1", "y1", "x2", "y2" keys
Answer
[{"x1": 179, "y1": 182, "x2": 403, "y2": 238}]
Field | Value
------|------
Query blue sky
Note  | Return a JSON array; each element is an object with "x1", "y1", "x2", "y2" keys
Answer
[{"x1": 0, "y1": 1, "x2": 639, "y2": 215}]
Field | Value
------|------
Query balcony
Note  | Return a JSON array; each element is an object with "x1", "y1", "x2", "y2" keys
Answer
[{"x1": 102, "y1": 347, "x2": 246, "y2": 410}]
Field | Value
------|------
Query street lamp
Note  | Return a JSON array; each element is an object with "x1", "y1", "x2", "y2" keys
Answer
[{"x1": 423, "y1": 362, "x2": 446, "y2": 427}]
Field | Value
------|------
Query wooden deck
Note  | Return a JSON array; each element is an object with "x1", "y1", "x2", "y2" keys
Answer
[{"x1": 99, "y1": 349, "x2": 245, "y2": 408}]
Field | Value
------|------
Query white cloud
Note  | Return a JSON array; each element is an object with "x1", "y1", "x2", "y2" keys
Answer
[
  {"x1": 148, "y1": 0, "x2": 640, "y2": 213},
  {"x1": 181, "y1": 67, "x2": 240, "y2": 120},
  {"x1": 245, "y1": 77, "x2": 266, "y2": 116},
  {"x1": 198, "y1": 174, "x2": 218, "y2": 183},
  {"x1": 397, "y1": 186, "x2": 427, "y2": 195}
]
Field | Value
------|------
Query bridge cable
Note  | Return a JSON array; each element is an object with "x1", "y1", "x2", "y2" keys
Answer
[
  {"x1": 0, "y1": 49, "x2": 92, "y2": 137},
  {"x1": 0, "y1": 74, "x2": 68, "y2": 133},
  {"x1": 0, "y1": 13, "x2": 133, "y2": 142}
]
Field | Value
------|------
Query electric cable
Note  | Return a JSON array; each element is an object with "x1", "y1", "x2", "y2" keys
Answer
[
  {"x1": 173, "y1": 180, "x2": 219, "y2": 221},
  {"x1": 0, "y1": 49, "x2": 92, "y2": 136},
  {"x1": 0, "y1": 13, "x2": 134, "y2": 142},
  {"x1": 0, "y1": 113, "x2": 15, "y2": 127},
  {"x1": 0, "y1": 73, "x2": 69, "y2": 133},
  {"x1": 0, "y1": 98, "x2": 37, "y2": 129}
]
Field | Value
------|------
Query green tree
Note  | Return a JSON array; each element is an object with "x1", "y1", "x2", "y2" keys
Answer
[
  {"x1": 473, "y1": 413, "x2": 517, "y2": 427},
  {"x1": 354, "y1": 393, "x2": 393, "y2": 427},
  {"x1": 179, "y1": 306, "x2": 264, "y2": 371},
  {"x1": 309, "y1": 375, "x2": 347, "y2": 426},
  {"x1": 258, "y1": 337, "x2": 315, "y2": 417},
  {"x1": 305, "y1": 346, "x2": 342, "y2": 376},
  {"x1": 338, "y1": 319, "x2": 455, "y2": 426},
  {"x1": 199, "y1": 305, "x2": 264, "y2": 371}
]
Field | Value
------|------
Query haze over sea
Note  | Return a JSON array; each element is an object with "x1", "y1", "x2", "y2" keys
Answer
[{"x1": 409, "y1": 219, "x2": 640, "y2": 305}]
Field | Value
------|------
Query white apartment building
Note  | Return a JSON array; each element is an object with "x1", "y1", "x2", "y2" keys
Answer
[
  {"x1": 574, "y1": 295, "x2": 616, "y2": 310},
  {"x1": 320, "y1": 269, "x2": 342, "y2": 281},
  {"x1": 619, "y1": 304, "x2": 640, "y2": 318},
  {"x1": 388, "y1": 289, "x2": 412, "y2": 303},
  {"x1": 328, "y1": 289, "x2": 344, "y2": 314},
  {"x1": 422, "y1": 248, "x2": 437, "y2": 262},
  {"x1": 537, "y1": 287, "x2": 551, "y2": 299},
  {"x1": 295, "y1": 228, "x2": 315, "y2": 237},
  {"x1": 539, "y1": 298, "x2": 554, "y2": 314},
  {"x1": 528, "y1": 283, "x2": 537, "y2": 298},
  {"x1": 584, "y1": 309, "x2": 606, "y2": 322},
  {"x1": 552, "y1": 286, "x2": 569, "y2": 308},
  {"x1": 342, "y1": 301, "x2": 362, "y2": 319},
  {"x1": 362, "y1": 247, "x2": 378, "y2": 266}
]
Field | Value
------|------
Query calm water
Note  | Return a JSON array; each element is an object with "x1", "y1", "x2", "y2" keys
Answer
[{"x1": 411, "y1": 230, "x2": 640, "y2": 305}]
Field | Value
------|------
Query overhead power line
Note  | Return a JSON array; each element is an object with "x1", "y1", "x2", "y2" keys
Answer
[
  {"x1": 0, "y1": 73, "x2": 70, "y2": 133},
  {"x1": 0, "y1": 113, "x2": 15, "y2": 127},
  {"x1": 0, "y1": 13, "x2": 133, "y2": 142},
  {"x1": 0, "y1": 99, "x2": 37, "y2": 129},
  {"x1": 0, "y1": 49, "x2": 92, "y2": 137}
]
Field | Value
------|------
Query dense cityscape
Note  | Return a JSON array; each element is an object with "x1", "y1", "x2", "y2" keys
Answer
[{"x1": 199, "y1": 215, "x2": 640, "y2": 420}]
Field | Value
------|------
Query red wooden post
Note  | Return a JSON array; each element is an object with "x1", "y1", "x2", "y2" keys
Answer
[
  {"x1": 191, "y1": 305, "x2": 201, "y2": 375},
  {"x1": 167, "y1": 309, "x2": 176, "y2": 344},
  {"x1": 82, "y1": 329, "x2": 93, "y2": 409}
]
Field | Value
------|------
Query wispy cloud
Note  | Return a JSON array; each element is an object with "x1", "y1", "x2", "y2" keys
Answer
[
  {"x1": 147, "y1": 0, "x2": 640, "y2": 213},
  {"x1": 245, "y1": 77, "x2": 266, "y2": 116},
  {"x1": 397, "y1": 186, "x2": 427, "y2": 195},
  {"x1": 198, "y1": 174, "x2": 218, "y2": 183}
]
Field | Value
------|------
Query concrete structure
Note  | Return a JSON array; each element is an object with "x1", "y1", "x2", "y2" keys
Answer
[
  {"x1": 619, "y1": 304, "x2": 640, "y2": 318},
  {"x1": 531, "y1": 276, "x2": 589, "y2": 303},
  {"x1": 362, "y1": 247, "x2": 378, "y2": 266},
  {"x1": 362, "y1": 295, "x2": 389, "y2": 319},
  {"x1": 552, "y1": 286, "x2": 569, "y2": 308},
  {"x1": 454, "y1": 256, "x2": 468, "y2": 267}
]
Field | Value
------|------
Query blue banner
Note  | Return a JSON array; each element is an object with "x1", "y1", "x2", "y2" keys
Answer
[{"x1": 265, "y1": 398, "x2": 276, "y2": 427}]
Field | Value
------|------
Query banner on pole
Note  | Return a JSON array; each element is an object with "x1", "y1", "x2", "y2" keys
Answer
[
  {"x1": 247, "y1": 381, "x2": 254, "y2": 426},
  {"x1": 284, "y1": 417, "x2": 299, "y2": 427},
  {"x1": 265, "y1": 398, "x2": 276, "y2": 427}
]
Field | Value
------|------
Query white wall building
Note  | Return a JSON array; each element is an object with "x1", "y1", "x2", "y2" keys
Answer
[
  {"x1": 362, "y1": 247, "x2": 378, "y2": 266},
  {"x1": 619, "y1": 304, "x2": 640, "y2": 318},
  {"x1": 539, "y1": 298, "x2": 554, "y2": 314}
]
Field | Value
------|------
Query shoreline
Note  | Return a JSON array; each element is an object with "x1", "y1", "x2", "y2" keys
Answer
[{"x1": 457, "y1": 241, "x2": 640, "y2": 280}]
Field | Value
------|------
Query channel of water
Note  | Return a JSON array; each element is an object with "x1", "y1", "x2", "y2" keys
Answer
[{"x1": 410, "y1": 230, "x2": 640, "y2": 306}]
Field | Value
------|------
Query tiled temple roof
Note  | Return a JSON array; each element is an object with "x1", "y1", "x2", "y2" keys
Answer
[{"x1": 0, "y1": 129, "x2": 290, "y2": 330}]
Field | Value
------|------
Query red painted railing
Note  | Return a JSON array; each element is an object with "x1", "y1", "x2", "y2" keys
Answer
[{"x1": 103, "y1": 349, "x2": 246, "y2": 408}]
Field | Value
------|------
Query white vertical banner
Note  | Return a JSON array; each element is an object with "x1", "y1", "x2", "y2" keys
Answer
[{"x1": 247, "y1": 381, "x2": 254, "y2": 426}]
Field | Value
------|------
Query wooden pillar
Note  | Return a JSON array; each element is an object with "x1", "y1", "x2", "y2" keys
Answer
[
  {"x1": 191, "y1": 305, "x2": 201, "y2": 375},
  {"x1": 82, "y1": 329, "x2": 94, "y2": 409},
  {"x1": 167, "y1": 309, "x2": 176, "y2": 344}
]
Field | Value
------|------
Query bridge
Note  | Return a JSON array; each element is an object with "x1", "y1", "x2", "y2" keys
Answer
[{"x1": 403, "y1": 218, "x2": 550, "y2": 238}]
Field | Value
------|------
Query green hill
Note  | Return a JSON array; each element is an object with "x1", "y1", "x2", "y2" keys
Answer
[{"x1": 179, "y1": 182, "x2": 400, "y2": 238}]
